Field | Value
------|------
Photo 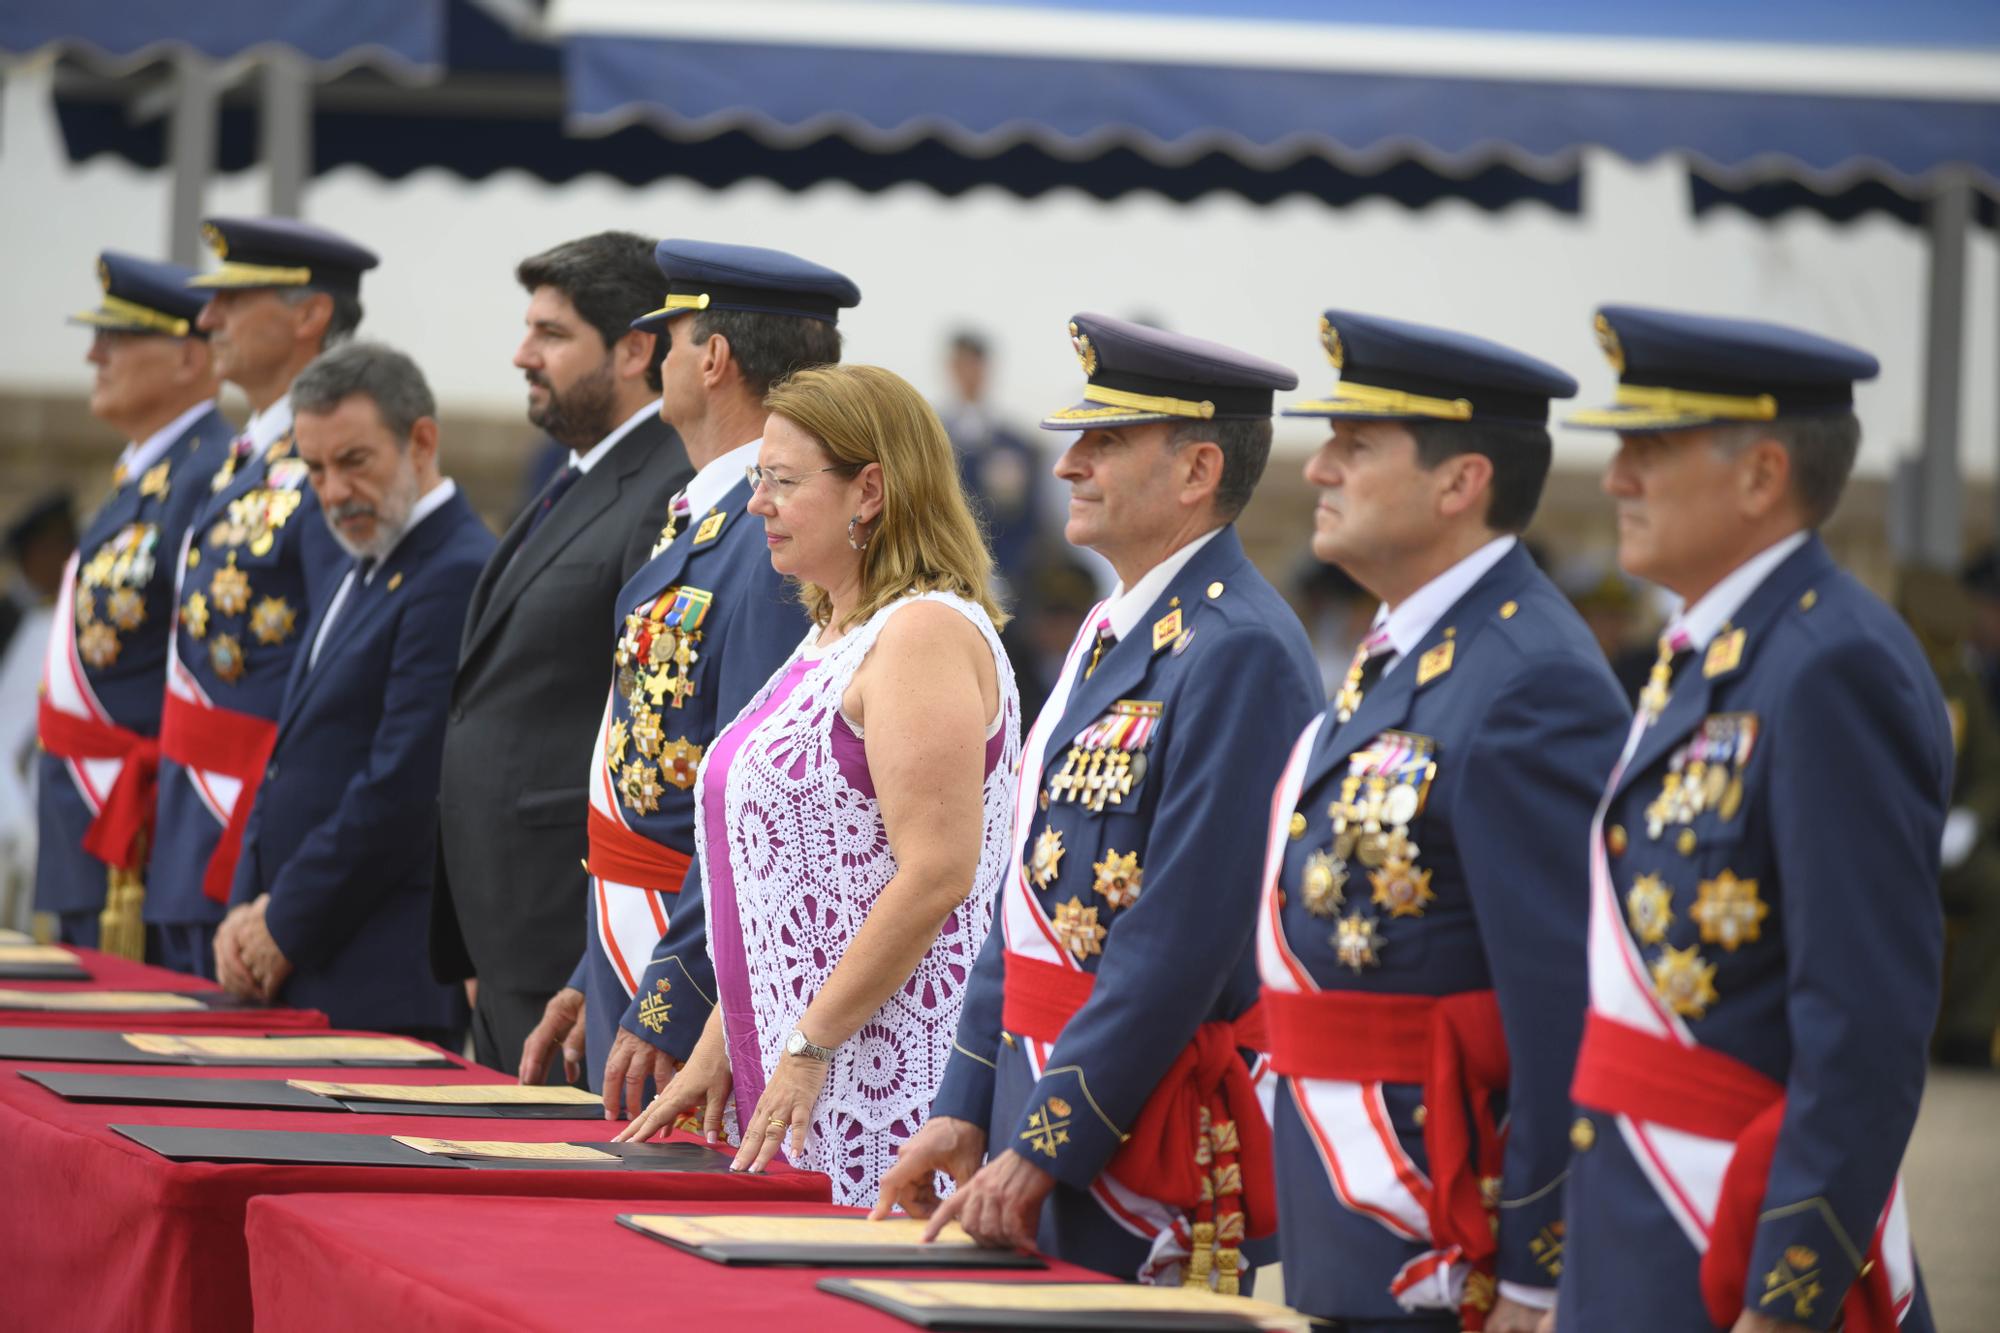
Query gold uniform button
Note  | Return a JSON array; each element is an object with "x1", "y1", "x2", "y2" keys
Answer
[
  {"x1": 1002, "y1": 1032, "x2": 1018, "y2": 1048},
  {"x1": 1039, "y1": 790, "x2": 1050, "y2": 810},
  {"x1": 186, "y1": 549, "x2": 200, "y2": 568},
  {"x1": 1499, "y1": 600, "x2": 1518, "y2": 620},
  {"x1": 1607, "y1": 824, "x2": 1628, "y2": 856},
  {"x1": 1288, "y1": 811, "x2": 1307, "y2": 840},
  {"x1": 1799, "y1": 589, "x2": 1818, "y2": 611},
  {"x1": 1570, "y1": 1117, "x2": 1596, "y2": 1152},
  {"x1": 1413, "y1": 1104, "x2": 1428, "y2": 1127},
  {"x1": 1207, "y1": 581, "x2": 1224, "y2": 599},
  {"x1": 1677, "y1": 828, "x2": 1697, "y2": 856}
]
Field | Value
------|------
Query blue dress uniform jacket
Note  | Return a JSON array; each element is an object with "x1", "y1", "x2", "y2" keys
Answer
[
  {"x1": 1265, "y1": 544, "x2": 1628, "y2": 1322},
  {"x1": 151, "y1": 428, "x2": 344, "y2": 957},
  {"x1": 572, "y1": 478, "x2": 811, "y2": 1085},
  {"x1": 35, "y1": 406, "x2": 235, "y2": 923},
  {"x1": 228, "y1": 488, "x2": 495, "y2": 1033},
  {"x1": 931, "y1": 526, "x2": 1320, "y2": 1279},
  {"x1": 1558, "y1": 536, "x2": 1948, "y2": 1332}
]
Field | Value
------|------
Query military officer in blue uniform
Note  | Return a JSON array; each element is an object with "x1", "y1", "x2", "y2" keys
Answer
[
  {"x1": 150, "y1": 216, "x2": 377, "y2": 978},
  {"x1": 877, "y1": 315, "x2": 1320, "y2": 1290},
  {"x1": 517, "y1": 241, "x2": 848, "y2": 1111},
  {"x1": 1558, "y1": 308, "x2": 1946, "y2": 1333},
  {"x1": 1254, "y1": 312, "x2": 1629, "y2": 1332},
  {"x1": 217, "y1": 344, "x2": 492, "y2": 1037},
  {"x1": 34, "y1": 252, "x2": 233, "y2": 953}
]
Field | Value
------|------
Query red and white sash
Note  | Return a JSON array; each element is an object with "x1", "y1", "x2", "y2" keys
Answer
[
  {"x1": 1579, "y1": 712, "x2": 1916, "y2": 1320},
  {"x1": 585, "y1": 689, "x2": 680, "y2": 998},
  {"x1": 1255, "y1": 716, "x2": 1469, "y2": 1311},
  {"x1": 40, "y1": 553, "x2": 121, "y2": 814}
]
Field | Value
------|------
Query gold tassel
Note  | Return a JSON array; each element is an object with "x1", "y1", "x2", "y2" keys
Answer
[{"x1": 98, "y1": 858, "x2": 147, "y2": 961}]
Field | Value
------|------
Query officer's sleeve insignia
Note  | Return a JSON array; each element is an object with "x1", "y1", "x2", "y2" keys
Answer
[
  {"x1": 1529, "y1": 1222, "x2": 1565, "y2": 1278},
  {"x1": 1416, "y1": 639, "x2": 1454, "y2": 685},
  {"x1": 638, "y1": 978, "x2": 672, "y2": 1033},
  {"x1": 1021, "y1": 1096, "x2": 1073, "y2": 1157},
  {"x1": 1760, "y1": 1247, "x2": 1822, "y2": 1321}
]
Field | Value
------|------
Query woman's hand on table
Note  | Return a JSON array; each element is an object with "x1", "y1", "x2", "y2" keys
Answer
[{"x1": 730, "y1": 1050, "x2": 832, "y2": 1173}]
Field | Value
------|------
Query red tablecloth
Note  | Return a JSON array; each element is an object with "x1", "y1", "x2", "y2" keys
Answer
[
  {"x1": 247, "y1": 1195, "x2": 1118, "y2": 1333},
  {"x1": 0, "y1": 946, "x2": 328, "y2": 1029},
  {"x1": 0, "y1": 1031, "x2": 828, "y2": 1333}
]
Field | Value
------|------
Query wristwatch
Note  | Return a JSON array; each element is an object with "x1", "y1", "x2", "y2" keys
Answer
[{"x1": 785, "y1": 1028, "x2": 837, "y2": 1062}]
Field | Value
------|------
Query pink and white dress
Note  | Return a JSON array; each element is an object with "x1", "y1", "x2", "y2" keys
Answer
[{"x1": 696, "y1": 590, "x2": 1019, "y2": 1206}]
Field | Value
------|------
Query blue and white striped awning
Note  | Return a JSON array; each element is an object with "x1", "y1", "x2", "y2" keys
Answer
[
  {"x1": 2, "y1": 0, "x2": 447, "y2": 79},
  {"x1": 551, "y1": 0, "x2": 2000, "y2": 194}
]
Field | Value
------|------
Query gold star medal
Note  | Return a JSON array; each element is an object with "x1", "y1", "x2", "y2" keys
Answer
[
  {"x1": 1334, "y1": 912, "x2": 1385, "y2": 972},
  {"x1": 210, "y1": 557, "x2": 251, "y2": 616},
  {"x1": 1301, "y1": 850, "x2": 1346, "y2": 918},
  {"x1": 1625, "y1": 873, "x2": 1675, "y2": 944},
  {"x1": 1091, "y1": 849, "x2": 1142, "y2": 909},
  {"x1": 1029, "y1": 828, "x2": 1065, "y2": 889},
  {"x1": 78, "y1": 621, "x2": 120, "y2": 669},
  {"x1": 1369, "y1": 859, "x2": 1434, "y2": 918},
  {"x1": 249, "y1": 596, "x2": 296, "y2": 646},
  {"x1": 619, "y1": 759, "x2": 664, "y2": 815},
  {"x1": 1690, "y1": 871, "x2": 1767, "y2": 952},
  {"x1": 1052, "y1": 897, "x2": 1106, "y2": 962},
  {"x1": 106, "y1": 587, "x2": 146, "y2": 631},
  {"x1": 182, "y1": 591, "x2": 210, "y2": 640},
  {"x1": 630, "y1": 705, "x2": 664, "y2": 758},
  {"x1": 604, "y1": 718, "x2": 629, "y2": 770},
  {"x1": 660, "y1": 737, "x2": 703, "y2": 791},
  {"x1": 210, "y1": 633, "x2": 246, "y2": 684},
  {"x1": 1650, "y1": 944, "x2": 1718, "y2": 1018}
]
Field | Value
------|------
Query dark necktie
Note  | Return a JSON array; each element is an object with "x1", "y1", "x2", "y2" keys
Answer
[{"x1": 523, "y1": 463, "x2": 582, "y2": 542}]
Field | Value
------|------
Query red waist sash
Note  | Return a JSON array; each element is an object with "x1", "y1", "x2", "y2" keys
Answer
[
  {"x1": 1001, "y1": 949, "x2": 1275, "y2": 1284},
  {"x1": 36, "y1": 699, "x2": 159, "y2": 871},
  {"x1": 1571, "y1": 1011, "x2": 1899, "y2": 1332},
  {"x1": 586, "y1": 804, "x2": 693, "y2": 892},
  {"x1": 158, "y1": 690, "x2": 280, "y2": 903},
  {"x1": 1264, "y1": 987, "x2": 1508, "y2": 1280}
]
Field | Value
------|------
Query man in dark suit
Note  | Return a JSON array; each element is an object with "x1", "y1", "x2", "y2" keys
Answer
[
  {"x1": 35, "y1": 251, "x2": 233, "y2": 954},
  {"x1": 433, "y1": 232, "x2": 692, "y2": 1071},
  {"x1": 1558, "y1": 309, "x2": 1946, "y2": 1333},
  {"x1": 1255, "y1": 312, "x2": 1629, "y2": 1333},
  {"x1": 880, "y1": 315, "x2": 1320, "y2": 1289},
  {"x1": 215, "y1": 344, "x2": 492, "y2": 1039}
]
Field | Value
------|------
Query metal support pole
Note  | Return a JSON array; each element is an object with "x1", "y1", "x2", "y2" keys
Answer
[
  {"x1": 1915, "y1": 169, "x2": 1972, "y2": 568},
  {"x1": 165, "y1": 56, "x2": 219, "y2": 265},
  {"x1": 260, "y1": 50, "x2": 312, "y2": 217}
]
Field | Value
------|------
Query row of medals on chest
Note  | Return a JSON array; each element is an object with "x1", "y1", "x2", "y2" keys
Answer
[
  {"x1": 607, "y1": 588, "x2": 709, "y2": 815},
  {"x1": 175, "y1": 472, "x2": 308, "y2": 684},
  {"x1": 1623, "y1": 713, "x2": 1764, "y2": 1021},
  {"x1": 73, "y1": 518, "x2": 163, "y2": 670},
  {"x1": 1032, "y1": 702, "x2": 1163, "y2": 962},
  {"x1": 1300, "y1": 752, "x2": 1438, "y2": 973}
]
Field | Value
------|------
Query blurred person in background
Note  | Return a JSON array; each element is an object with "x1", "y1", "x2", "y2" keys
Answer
[
  {"x1": 34, "y1": 253, "x2": 231, "y2": 954},
  {"x1": 432, "y1": 231, "x2": 691, "y2": 1076},
  {"x1": 1898, "y1": 566, "x2": 2000, "y2": 1071},
  {"x1": 0, "y1": 493, "x2": 78, "y2": 931},
  {"x1": 1291, "y1": 552, "x2": 1376, "y2": 697},
  {"x1": 940, "y1": 329, "x2": 1041, "y2": 593},
  {"x1": 1959, "y1": 547, "x2": 2000, "y2": 718},
  {"x1": 1565, "y1": 562, "x2": 1660, "y2": 702},
  {"x1": 215, "y1": 344, "x2": 492, "y2": 1040}
]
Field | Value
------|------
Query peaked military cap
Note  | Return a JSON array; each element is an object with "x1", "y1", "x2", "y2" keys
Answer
[
  {"x1": 632, "y1": 239, "x2": 861, "y2": 332},
  {"x1": 1567, "y1": 305, "x2": 1879, "y2": 432},
  {"x1": 188, "y1": 216, "x2": 380, "y2": 296},
  {"x1": 1042, "y1": 313, "x2": 1298, "y2": 430},
  {"x1": 71, "y1": 251, "x2": 210, "y2": 338},
  {"x1": 1286, "y1": 310, "x2": 1576, "y2": 426}
]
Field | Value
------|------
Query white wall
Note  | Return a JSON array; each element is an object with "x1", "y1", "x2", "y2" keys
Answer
[{"x1": 3, "y1": 55, "x2": 1994, "y2": 478}]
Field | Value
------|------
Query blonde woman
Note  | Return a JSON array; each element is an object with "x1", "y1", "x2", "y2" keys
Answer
[{"x1": 617, "y1": 364, "x2": 1020, "y2": 1206}]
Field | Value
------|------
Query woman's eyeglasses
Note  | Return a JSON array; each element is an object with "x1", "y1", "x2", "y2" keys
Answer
[{"x1": 744, "y1": 464, "x2": 849, "y2": 502}]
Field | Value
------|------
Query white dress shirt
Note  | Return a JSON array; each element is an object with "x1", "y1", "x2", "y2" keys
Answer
[
  {"x1": 307, "y1": 479, "x2": 458, "y2": 670},
  {"x1": 570, "y1": 402, "x2": 659, "y2": 475},
  {"x1": 1101, "y1": 527, "x2": 1225, "y2": 644},
  {"x1": 1369, "y1": 535, "x2": 1517, "y2": 679},
  {"x1": 117, "y1": 400, "x2": 216, "y2": 481}
]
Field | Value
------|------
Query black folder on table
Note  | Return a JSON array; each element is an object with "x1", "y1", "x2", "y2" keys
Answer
[
  {"x1": 0, "y1": 958, "x2": 90, "y2": 981},
  {"x1": 20, "y1": 1072, "x2": 607, "y2": 1118},
  {"x1": 111, "y1": 1125, "x2": 743, "y2": 1171},
  {"x1": 0, "y1": 988, "x2": 266, "y2": 1011},
  {"x1": 814, "y1": 1279, "x2": 1283, "y2": 1332},
  {"x1": 615, "y1": 1214, "x2": 1046, "y2": 1269},
  {"x1": 0, "y1": 1028, "x2": 456, "y2": 1067}
]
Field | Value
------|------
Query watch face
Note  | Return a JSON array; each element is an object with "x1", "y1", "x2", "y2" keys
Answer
[{"x1": 785, "y1": 1031, "x2": 804, "y2": 1056}]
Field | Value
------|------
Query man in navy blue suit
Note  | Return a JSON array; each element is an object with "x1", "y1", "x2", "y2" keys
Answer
[
  {"x1": 1254, "y1": 312, "x2": 1630, "y2": 1332},
  {"x1": 35, "y1": 252, "x2": 233, "y2": 955},
  {"x1": 1557, "y1": 308, "x2": 1947, "y2": 1333},
  {"x1": 516, "y1": 240, "x2": 847, "y2": 1112},
  {"x1": 215, "y1": 343, "x2": 493, "y2": 1041},
  {"x1": 877, "y1": 314, "x2": 1320, "y2": 1290}
]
